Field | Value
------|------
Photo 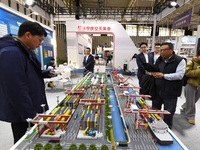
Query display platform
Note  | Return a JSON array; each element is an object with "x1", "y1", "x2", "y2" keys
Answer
[{"x1": 10, "y1": 72, "x2": 188, "y2": 150}]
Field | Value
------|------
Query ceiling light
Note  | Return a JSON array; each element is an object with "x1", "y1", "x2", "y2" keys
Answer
[
  {"x1": 25, "y1": 0, "x2": 34, "y2": 6},
  {"x1": 170, "y1": 1, "x2": 177, "y2": 7}
]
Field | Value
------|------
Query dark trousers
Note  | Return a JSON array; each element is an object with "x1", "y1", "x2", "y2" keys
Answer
[
  {"x1": 11, "y1": 121, "x2": 33, "y2": 143},
  {"x1": 152, "y1": 90, "x2": 178, "y2": 129},
  {"x1": 138, "y1": 76, "x2": 143, "y2": 94}
]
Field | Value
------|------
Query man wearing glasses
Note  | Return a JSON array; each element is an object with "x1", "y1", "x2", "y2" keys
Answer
[
  {"x1": 0, "y1": 21, "x2": 54, "y2": 143},
  {"x1": 136, "y1": 42, "x2": 154, "y2": 93},
  {"x1": 151, "y1": 42, "x2": 186, "y2": 129}
]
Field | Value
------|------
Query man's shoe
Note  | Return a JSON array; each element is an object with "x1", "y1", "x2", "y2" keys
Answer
[{"x1": 188, "y1": 120, "x2": 195, "y2": 125}]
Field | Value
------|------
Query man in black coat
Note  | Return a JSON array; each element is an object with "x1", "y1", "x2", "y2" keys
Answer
[
  {"x1": 151, "y1": 42, "x2": 186, "y2": 129},
  {"x1": 83, "y1": 47, "x2": 94, "y2": 74},
  {"x1": 0, "y1": 21, "x2": 54, "y2": 143},
  {"x1": 136, "y1": 42, "x2": 154, "y2": 93},
  {"x1": 46, "y1": 58, "x2": 55, "y2": 70}
]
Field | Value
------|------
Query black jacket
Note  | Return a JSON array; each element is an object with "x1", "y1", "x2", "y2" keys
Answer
[
  {"x1": 83, "y1": 54, "x2": 94, "y2": 72},
  {"x1": 0, "y1": 34, "x2": 49, "y2": 122},
  {"x1": 155, "y1": 54, "x2": 183, "y2": 98},
  {"x1": 136, "y1": 52, "x2": 154, "y2": 78},
  {"x1": 141, "y1": 75, "x2": 157, "y2": 99}
]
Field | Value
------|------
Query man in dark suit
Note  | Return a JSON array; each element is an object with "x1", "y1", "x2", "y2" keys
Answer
[
  {"x1": 136, "y1": 42, "x2": 154, "y2": 93},
  {"x1": 150, "y1": 43, "x2": 160, "y2": 64},
  {"x1": 0, "y1": 21, "x2": 54, "y2": 143},
  {"x1": 83, "y1": 47, "x2": 94, "y2": 75}
]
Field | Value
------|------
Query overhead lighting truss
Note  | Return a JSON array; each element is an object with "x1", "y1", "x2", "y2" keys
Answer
[{"x1": 55, "y1": 6, "x2": 153, "y2": 16}]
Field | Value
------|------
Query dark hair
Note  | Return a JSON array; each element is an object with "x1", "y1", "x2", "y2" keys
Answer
[
  {"x1": 155, "y1": 43, "x2": 161, "y2": 46},
  {"x1": 161, "y1": 42, "x2": 174, "y2": 49},
  {"x1": 18, "y1": 21, "x2": 47, "y2": 37},
  {"x1": 140, "y1": 42, "x2": 148, "y2": 47},
  {"x1": 86, "y1": 47, "x2": 91, "y2": 50},
  {"x1": 51, "y1": 58, "x2": 55, "y2": 61}
]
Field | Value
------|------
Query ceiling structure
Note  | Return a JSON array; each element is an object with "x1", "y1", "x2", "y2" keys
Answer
[{"x1": 33, "y1": 0, "x2": 200, "y2": 30}]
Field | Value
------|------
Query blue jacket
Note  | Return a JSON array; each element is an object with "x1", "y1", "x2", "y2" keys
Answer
[
  {"x1": 136, "y1": 52, "x2": 154, "y2": 78},
  {"x1": 0, "y1": 34, "x2": 49, "y2": 123},
  {"x1": 83, "y1": 54, "x2": 94, "y2": 72}
]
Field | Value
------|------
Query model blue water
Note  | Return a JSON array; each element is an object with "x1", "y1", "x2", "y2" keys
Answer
[
  {"x1": 107, "y1": 76, "x2": 127, "y2": 141},
  {"x1": 128, "y1": 88, "x2": 184, "y2": 150}
]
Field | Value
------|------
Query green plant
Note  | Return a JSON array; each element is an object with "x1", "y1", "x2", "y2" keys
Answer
[
  {"x1": 105, "y1": 129, "x2": 110, "y2": 136},
  {"x1": 78, "y1": 143, "x2": 87, "y2": 150},
  {"x1": 88, "y1": 144, "x2": 97, "y2": 150},
  {"x1": 54, "y1": 143, "x2": 62, "y2": 150},
  {"x1": 44, "y1": 143, "x2": 53, "y2": 150},
  {"x1": 56, "y1": 57, "x2": 67, "y2": 65},
  {"x1": 101, "y1": 144, "x2": 109, "y2": 150},
  {"x1": 69, "y1": 143, "x2": 77, "y2": 150},
  {"x1": 34, "y1": 143, "x2": 43, "y2": 150}
]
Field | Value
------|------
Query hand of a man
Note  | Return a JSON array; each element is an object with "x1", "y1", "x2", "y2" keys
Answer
[
  {"x1": 49, "y1": 70, "x2": 57, "y2": 77},
  {"x1": 152, "y1": 72, "x2": 164, "y2": 78},
  {"x1": 145, "y1": 70, "x2": 150, "y2": 75},
  {"x1": 83, "y1": 67, "x2": 87, "y2": 71}
]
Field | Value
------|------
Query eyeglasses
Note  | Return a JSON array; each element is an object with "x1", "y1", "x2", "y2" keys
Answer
[
  {"x1": 141, "y1": 46, "x2": 147, "y2": 49},
  {"x1": 38, "y1": 38, "x2": 44, "y2": 43},
  {"x1": 160, "y1": 49, "x2": 170, "y2": 52}
]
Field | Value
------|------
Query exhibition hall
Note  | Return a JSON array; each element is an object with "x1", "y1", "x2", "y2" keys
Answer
[{"x1": 0, "y1": 0, "x2": 200, "y2": 150}]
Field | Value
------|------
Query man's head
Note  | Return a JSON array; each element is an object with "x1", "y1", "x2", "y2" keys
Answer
[
  {"x1": 50, "y1": 58, "x2": 55, "y2": 63},
  {"x1": 140, "y1": 42, "x2": 148, "y2": 53},
  {"x1": 18, "y1": 21, "x2": 47, "y2": 50},
  {"x1": 107, "y1": 52, "x2": 110, "y2": 56},
  {"x1": 160, "y1": 42, "x2": 174, "y2": 59},
  {"x1": 85, "y1": 47, "x2": 91, "y2": 55},
  {"x1": 154, "y1": 43, "x2": 161, "y2": 54}
]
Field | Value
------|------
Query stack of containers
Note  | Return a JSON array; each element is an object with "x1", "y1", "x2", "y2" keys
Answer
[
  {"x1": 63, "y1": 95, "x2": 81, "y2": 109},
  {"x1": 80, "y1": 105, "x2": 100, "y2": 130}
]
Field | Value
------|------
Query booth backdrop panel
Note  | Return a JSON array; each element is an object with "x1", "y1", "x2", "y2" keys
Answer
[{"x1": 66, "y1": 20, "x2": 138, "y2": 69}]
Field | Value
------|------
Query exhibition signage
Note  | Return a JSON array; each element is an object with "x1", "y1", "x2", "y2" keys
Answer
[
  {"x1": 78, "y1": 26, "x2": 111, "y2": 31},
  {"x1": 173, "y1": 9, "x2": 192, "y2": 30}
]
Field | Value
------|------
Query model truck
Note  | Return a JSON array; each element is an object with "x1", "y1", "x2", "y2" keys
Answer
[
  {"x1": 86, "y1": 129, "x2": 96, "y2": 137},
  {"x1": 83, "y1": 127, "x2": 96, "y2": 137}
]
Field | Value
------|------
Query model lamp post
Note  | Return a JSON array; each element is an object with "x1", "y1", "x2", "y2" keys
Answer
[
  {"x1": 40, "y1": 104, "x2": 46, "y2": 114},
  {"x1": 26, "y1": 118, "x2": 33, "y2": 150},
  {"x1": 57, "y1": 96, "x2": 59, "y2": 104},
  {"x1": 60, "y1": 131, "x2": 66, "y2": 146},
  {"x1": 107, "y1": 115, "x2": 112, "y2": 128}
]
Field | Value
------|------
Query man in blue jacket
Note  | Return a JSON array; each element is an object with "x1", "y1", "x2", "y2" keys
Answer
[
  {"x1": 136, "y1": 42, "x2": 154, "y2": 93},
  {"x1": 0, "y1": 21, "x2": 54, "y2": 143},
  {"x1": 83, "y1": 47, "x2": 94, "y2": 75}
]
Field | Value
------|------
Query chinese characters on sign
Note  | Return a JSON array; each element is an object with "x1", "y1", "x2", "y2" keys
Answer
[
  {"x1": 78, "y1": 26, "x2": 111, "y2": 31},
  {"x1": 173, "y1": 9, "x2": 192, "y2": 30}
]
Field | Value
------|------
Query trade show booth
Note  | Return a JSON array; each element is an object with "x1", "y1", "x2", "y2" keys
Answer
[{"x1": 61, "y1": 19, "x2": 138, "y2": 69}]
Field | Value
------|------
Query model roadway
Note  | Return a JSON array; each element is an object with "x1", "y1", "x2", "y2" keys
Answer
[{"x1": 11, "y1": 73, "x2": 186, "y2": 150}]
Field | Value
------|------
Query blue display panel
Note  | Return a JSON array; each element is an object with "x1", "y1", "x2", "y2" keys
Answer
[
  {"x1": 0, "y1": 8, "x2": 54, "y2": 68},
  {"x1": 42, "y1": 29, "x2": 54, "y2": 67},
  {"x1": 0, "y1": 8, "x2": 25, "y2": 36}
]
